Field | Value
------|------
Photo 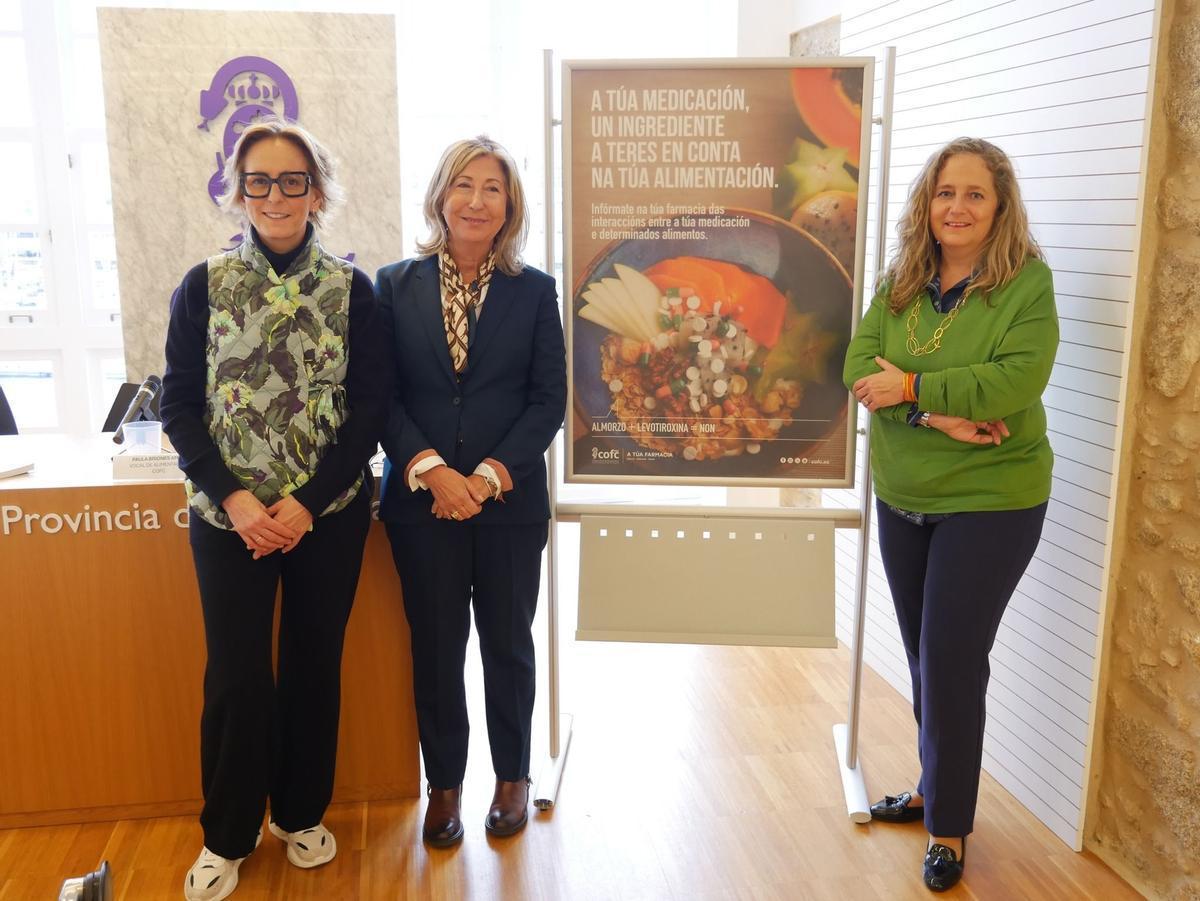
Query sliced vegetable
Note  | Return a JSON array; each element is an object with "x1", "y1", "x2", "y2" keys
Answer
[
  {"x1": 582, "y1": 284, "x2": 642, "y2": 340},
  {"x1": 601, "y1": 276, "x2": 654, "y2": 339},
  {"x1": 613, "y1": 264, "x2": 664, "y2": 335},
  {"x1": 579, "y1": 303, "x2": 623, "y2": 334},
  {"x1": 579, "y1": 261, "x2": 668, "y2": 342}
]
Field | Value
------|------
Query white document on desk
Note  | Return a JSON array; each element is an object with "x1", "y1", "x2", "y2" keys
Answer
[{"x1": 0, "y1": 455, "x2": 34, "y2": 480}]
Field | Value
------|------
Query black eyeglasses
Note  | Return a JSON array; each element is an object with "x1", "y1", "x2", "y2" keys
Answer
[{"x1": 240, "y1": 171, "x2": 312, "y2": 198}]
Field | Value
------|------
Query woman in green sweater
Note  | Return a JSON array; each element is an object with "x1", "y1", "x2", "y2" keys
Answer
[{"x1": 842, "y1": 137, "x2": 1058, "y2": 892}]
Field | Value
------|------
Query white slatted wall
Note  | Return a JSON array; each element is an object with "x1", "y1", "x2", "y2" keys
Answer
[{"x1": 827, "y1": 0, "x2": 1153, "y2": 849}]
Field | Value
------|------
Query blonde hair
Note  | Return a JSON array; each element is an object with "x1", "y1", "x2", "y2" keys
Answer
[
  {"x1": 217, "y1": 118, "x2": 344, "y2": 231},
  {"x1": 880, "y1": 137, "x2": 1041, "y2": 314},
  {"x1": 415, "y1": 136, "x2": 527, "y2": 276}
]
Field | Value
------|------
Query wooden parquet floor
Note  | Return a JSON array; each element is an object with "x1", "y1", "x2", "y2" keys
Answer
[{"x1": 0, "y1": 637, "x2": 1139, "y2": 900}]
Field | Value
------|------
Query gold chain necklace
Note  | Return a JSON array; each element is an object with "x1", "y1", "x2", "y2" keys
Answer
[{"x1": 906, "y1": 292, "x2": 969, "y2": 356}]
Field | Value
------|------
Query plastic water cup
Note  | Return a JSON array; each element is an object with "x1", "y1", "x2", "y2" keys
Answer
[{"x1": 122, "y1": 420, "x2": 162, "y2": 454}]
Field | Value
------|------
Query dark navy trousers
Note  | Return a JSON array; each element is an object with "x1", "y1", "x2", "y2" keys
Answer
[
  {"x1": 189, "y1": 487, "x2": 370, "y2": 860},
  {"x1": 386, "y1": 520, "x2": 548, "y2": 789},
  {"x1": 875, "y1": 498, "x2": 1047, "y2": 837}
]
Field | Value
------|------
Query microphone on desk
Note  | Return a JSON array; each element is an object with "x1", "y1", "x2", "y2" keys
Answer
[{"x1": 111, "y1": 375, "x2": 163, "y2": 444}]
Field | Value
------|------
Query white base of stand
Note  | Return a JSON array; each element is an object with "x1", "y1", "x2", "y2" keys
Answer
[
  {"x1": 833, "y1": 723, "x2": 872, "y2": 824},
  {"x1": 533, "y1": 713, "x2": 574, "y2": 810}
]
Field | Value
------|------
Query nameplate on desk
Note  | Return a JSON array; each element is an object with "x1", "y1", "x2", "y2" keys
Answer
[{"x1": 112, "y1": 450, "x2": 184, "y2": 481}]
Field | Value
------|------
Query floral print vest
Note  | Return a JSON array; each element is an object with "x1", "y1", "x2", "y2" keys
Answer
[{"x1": 185, "y1": 234, "x2": 363, "y2": 529}]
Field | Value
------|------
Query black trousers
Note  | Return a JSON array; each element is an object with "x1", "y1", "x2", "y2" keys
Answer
[
  {"x1": 875, "y1": 498, "x2": 1047, "y2": 837},
  {"x1": 189, "y1": 487, "x2": 370, "y2": 859},
  {"x1": 386, "y1": 520, "x2": 548, "y2": 789}
]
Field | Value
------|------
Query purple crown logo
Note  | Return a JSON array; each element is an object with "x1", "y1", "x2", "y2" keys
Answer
[
  {"x1": 198, "y1": 56, "x2": 300, "y2": 207},
  {"x1": 196, "y1": 57, "x2": 355, "y2": 262}
]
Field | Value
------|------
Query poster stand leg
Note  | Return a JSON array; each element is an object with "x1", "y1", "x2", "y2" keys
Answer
[
  {"x1": 833, "y1": 44, "x2": 896, "y2": 825},
  {"x1": 534, "y1": 47, "x2": 573, "y2": 811}
]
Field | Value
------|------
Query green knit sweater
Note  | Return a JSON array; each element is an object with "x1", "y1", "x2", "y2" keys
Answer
[{"x1": 842, "y1": 258, "x2": 1058, "y2": 513}]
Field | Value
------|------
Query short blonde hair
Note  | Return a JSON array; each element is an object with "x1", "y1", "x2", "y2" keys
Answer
[
  {"x1": 881, "y1": 137, "x2": 1041, "y2": 314},
  {"x1": 415, "y1": 136, "x2": 527, "y2": 276},
  {"x1": 217, "y1": 118, "x2": 344, "y2": 231}
]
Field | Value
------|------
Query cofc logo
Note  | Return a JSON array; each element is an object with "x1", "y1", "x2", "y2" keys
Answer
[{"x1": 591, "y1": 447, "x2": 620, "y2": 461}]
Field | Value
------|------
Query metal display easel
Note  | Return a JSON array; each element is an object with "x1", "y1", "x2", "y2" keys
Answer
[
  {"x1": 532, "y1": 47, "x2": 898, "y2": 819},
  {"x1": 832, "y1": 44, "x2": 897, "y2": 824},
  {"x1": 532, "y1": 48, "x2": 572, "y2": 811}
]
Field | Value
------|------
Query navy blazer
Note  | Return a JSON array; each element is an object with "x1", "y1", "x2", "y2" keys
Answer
[{"x1": 374, "y1": 256, "x2": 566, "y2": 525}]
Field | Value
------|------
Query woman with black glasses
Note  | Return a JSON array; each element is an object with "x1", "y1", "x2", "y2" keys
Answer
[{"x1": 161, "y1": 119, "x2": 388, "y2": 901}]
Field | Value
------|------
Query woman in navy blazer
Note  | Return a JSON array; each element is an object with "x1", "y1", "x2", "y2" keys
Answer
[{"x1": 375, "y1": 136, "x2": 566, "y2": 847}]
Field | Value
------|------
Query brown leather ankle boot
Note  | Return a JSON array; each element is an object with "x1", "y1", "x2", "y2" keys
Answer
[
  {"x1": 423, "y1": 784, "x2": 464, "y2": 847},
  {"x1": 484, "y1": 776, "x2": 531, "y2": 836}
]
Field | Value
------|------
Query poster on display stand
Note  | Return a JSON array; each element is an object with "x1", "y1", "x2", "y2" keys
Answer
[{"x1": 564, "y1": 59, "x2": 873, "y2": 486}]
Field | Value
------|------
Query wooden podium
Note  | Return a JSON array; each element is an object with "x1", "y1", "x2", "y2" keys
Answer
[{"x1": 0, "y1": 435, "x2": 419, "y2": 828}]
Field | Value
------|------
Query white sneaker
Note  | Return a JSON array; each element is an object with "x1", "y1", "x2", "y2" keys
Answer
[
  {"x1": 183, "y1": 831, "x2": 261, "y2": 901},
  {"x1": 268, "y1": 820, "x2": 337, "y2": 868}
]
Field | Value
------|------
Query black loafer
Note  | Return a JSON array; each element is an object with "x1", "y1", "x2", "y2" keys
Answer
[
  {"x1": 870, "y1": 791, "x2": 925, "y2": 823},
  {"x1": 923, "y1": 839, "x2": 965, "y2": 892}
]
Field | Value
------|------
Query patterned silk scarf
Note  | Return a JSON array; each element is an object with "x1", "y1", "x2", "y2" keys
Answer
[{"x1": 439, "y1": 249, "x2": 496, "y2": 373}]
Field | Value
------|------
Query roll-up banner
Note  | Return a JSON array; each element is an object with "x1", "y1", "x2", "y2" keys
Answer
[{"x1": 564, "y1": 60, "x2": 873, "y2": 486}]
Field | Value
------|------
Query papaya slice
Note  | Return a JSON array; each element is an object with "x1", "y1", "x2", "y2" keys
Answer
[
  {"x1": 645, "y1": 257, "x2": 727, "y2": 310},
  {"x1": 700, "y1": 259, "x2": 788, "y2": 348},
  {"x1": 644, "y1": 256, "x2": 788, "y2": 347},
  {"x1": 791, "y1": 67, "x2": 862, "y2": 168},
  {"x1": 646, "y1": 273, "x2": 701, "y2": 300}
]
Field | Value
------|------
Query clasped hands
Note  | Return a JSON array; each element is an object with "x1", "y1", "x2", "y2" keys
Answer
[
  {"x1": 222, "y1": 489, "x2": 313, "y2": 559},
  {"x1": 853, "y1": 356, "x2": 1009, "y2": 446},
  {"x1": 425, "y1": 465, "x2": 493, "y2": 521}
]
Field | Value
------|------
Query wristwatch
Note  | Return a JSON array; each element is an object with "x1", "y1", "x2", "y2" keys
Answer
[
  {"x1": 479, "y1": 470, "x2": 502, "y2": 498},
  {"x1": 918, "y1": 411, "x2": 933, "y2": 428}
]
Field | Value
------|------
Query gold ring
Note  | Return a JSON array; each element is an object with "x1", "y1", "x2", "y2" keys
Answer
[{"x1": 451, "y1": 511, "x2": 460, "y2": 520}]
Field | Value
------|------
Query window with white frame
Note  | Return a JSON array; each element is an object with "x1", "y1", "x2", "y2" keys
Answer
[
  {"x1": 0, "y1": 0, "x2": 122, "y2": 435},
  {"x1": 0, "y1": 356, "x2": 59, "y2": 430},
  {"x1": 0, "y1": 9, "x2": 47, "y2": 321}
]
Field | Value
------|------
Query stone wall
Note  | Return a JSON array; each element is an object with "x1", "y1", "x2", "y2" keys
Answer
[
  {"x1": 1086, "y1": 1, "x2": 1200, "y2": 897},
  {"x1": 789, "y1": 15, "x2": 841, "y2": 59}
]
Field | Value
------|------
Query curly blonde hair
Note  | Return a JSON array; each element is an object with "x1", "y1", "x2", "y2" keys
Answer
[
  {"x1": 880, "y1": 137, "x2": 1041, "y2": 314},
  {"x1": 415, "y1": 136, "x2": 528, "y2": 276}
]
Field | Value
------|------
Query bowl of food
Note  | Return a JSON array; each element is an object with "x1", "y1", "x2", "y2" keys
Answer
[{"x1": 570, "y1": 208, "x2": 853, "y2": 480}]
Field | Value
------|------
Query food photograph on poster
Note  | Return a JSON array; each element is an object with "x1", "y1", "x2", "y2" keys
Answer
[{"x1": 565, "y1": 60, "x2": 873, "y2": 485}]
